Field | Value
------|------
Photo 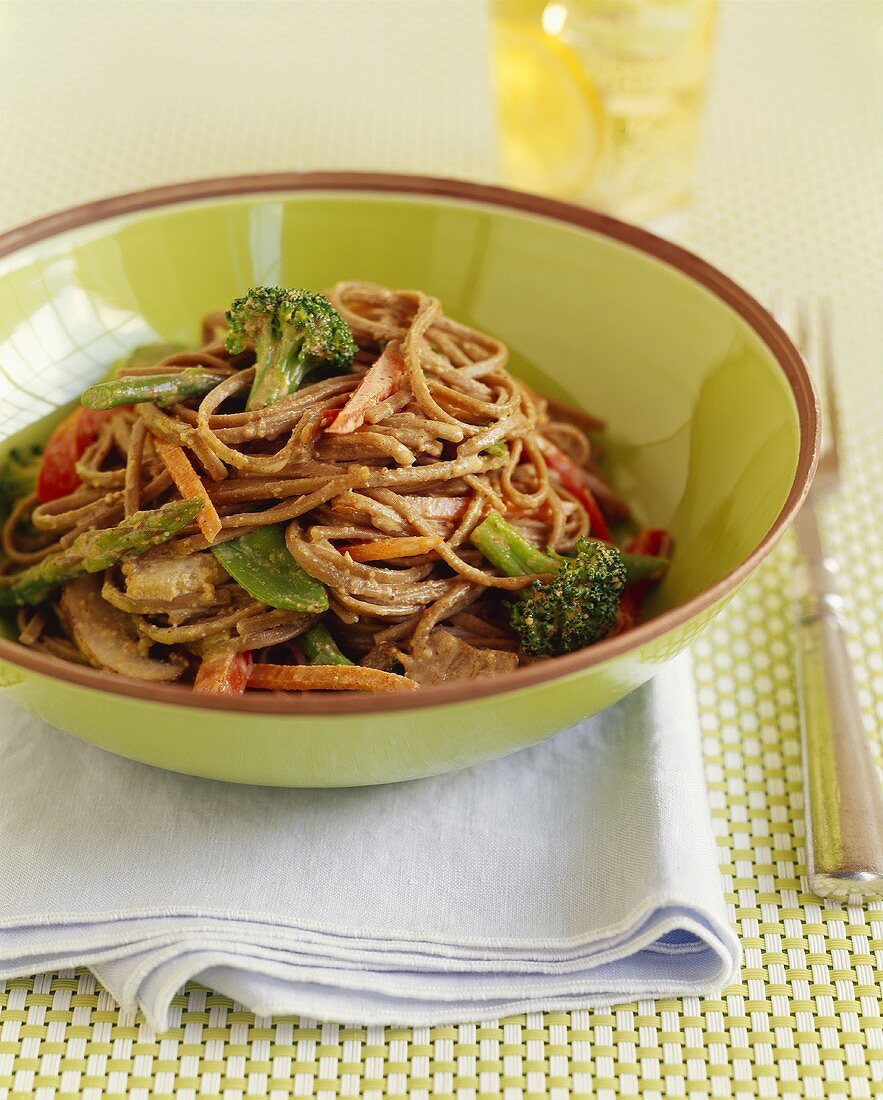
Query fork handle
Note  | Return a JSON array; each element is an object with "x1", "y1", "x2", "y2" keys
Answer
[{"x1": 796, "y1": 552, "x2": 883, "y2": 899}]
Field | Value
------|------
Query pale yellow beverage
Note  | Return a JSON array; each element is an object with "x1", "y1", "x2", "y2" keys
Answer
[{"x1": 492, "y1": 0, "x2": 717, "y2": 222}]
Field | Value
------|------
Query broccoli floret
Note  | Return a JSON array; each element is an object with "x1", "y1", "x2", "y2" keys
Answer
[
  {"x1": 470, "y1": 510, "x2": 631, "y2": 657},
  {"x1": 225, "y1": 286, "x2": 357, "y2": 410},
  {"x1": 0, "y1": 443, "x2": 42, "y2": 518},
  {"x1": 509, "y1": 537, "x2": 626, "y2": 656}
]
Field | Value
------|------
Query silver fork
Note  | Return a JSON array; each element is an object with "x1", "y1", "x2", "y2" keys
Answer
[{"x1": 776, "y1": 298, "x2": 883, "y2": 901}]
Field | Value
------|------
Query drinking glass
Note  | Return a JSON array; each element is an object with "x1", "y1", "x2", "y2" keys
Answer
[{"x1": 492, "y1": 0, "x2": 717, "y2": 222}]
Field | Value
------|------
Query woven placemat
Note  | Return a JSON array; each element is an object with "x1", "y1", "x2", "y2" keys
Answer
[{"x1": 1, "y1": 2, "x2": 881, "y2": 1096}]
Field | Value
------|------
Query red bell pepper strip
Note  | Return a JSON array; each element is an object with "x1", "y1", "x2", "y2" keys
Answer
[
  {"x1": 626, "y1": 528, "x2": 673, "y2": 561},
  {"x1": 325, "y1": 342, "x2": 405, "y2": 435},
  {"x1": 37, "y1": 406, "x2": 118, "y2": 503},
  {"x1": 193, "y1": 649, "x2": 253, "y2": 695},
  {"x1": 615, "y1": 592, "x2": 643, "y2": 634},
  {"x1": 615, "y1": 528, "x2": 673, "y2": 634},
  {"x1": 536, "y1": 436, "x2": 612, "y2": 541}
]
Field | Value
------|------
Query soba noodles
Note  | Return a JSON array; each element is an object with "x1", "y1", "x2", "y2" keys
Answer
[{"x1": 0, "y1": 283, "x2": 669, "y2": 694}]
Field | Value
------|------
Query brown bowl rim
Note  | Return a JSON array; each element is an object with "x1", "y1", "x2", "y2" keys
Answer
[{"x1": 0, "y1": 171, "x2": 819, "y2": 716}]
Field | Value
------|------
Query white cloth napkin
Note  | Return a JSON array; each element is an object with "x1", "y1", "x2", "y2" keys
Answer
[{"x1": 0, "y1": 654, "x2": 738, "y2": 1030}]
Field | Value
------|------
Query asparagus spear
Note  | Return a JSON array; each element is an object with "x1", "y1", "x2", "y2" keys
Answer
[
  {"x1": 81, "y1": 369, "x2": 225, "y2": 410},
  {"x1": 0, "y1": 497, "x2": 203, "y2": 607}
]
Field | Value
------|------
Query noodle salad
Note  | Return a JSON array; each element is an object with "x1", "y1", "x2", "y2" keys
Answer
[{"x1": 0, "y1": 283, "x2": 670, "y2": 694}]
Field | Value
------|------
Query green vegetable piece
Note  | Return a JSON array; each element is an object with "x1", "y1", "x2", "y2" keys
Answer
[
  {"x1": 82, "y1": 369, "x2": 225, "y2": 410},
  {"x1": 482, "y1": 441, "x2": 508, "y2": 458},
  {"x1": 617, "y1": 548, "x2": 669, "y2": 586},
  {"x1": 299, "y1": 623, "x2": 353, "y2": 666},
  {"x1": 509, "y1": 539, "x2": 627, "y2": 657},
  {"x1": 0, "y1": 443, "x2": 42, "y2": 516},
  {"x1": 470, "y1": 510, "x2": 629, "y2": 656},
  {"x1": 225, "y1": 286, "x2": 357, "y2": 411},
  {"x1": 469, "y1": 509, "x2": 560, "y2": 577},
  {"x1": 0, "y1": 497, "x2": 203, "y2": 607},
  {"x1": 470, "y1": 513, "x2": 668, "y2": 588},
  {"x1": 211, "y1": 524, "x2": 328, "y2": 613}
]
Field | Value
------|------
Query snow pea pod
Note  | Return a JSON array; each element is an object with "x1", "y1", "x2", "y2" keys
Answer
[{"x1": 211, "y1": 524, "x2": 328, "y2": 613}]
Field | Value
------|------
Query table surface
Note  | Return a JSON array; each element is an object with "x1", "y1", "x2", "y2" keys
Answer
[{"x1": 1, "y1": 1, "x2": 882, "y2": 1097}]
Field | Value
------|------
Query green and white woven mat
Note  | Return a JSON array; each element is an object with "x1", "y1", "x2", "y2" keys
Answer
[{"x1": 1, "y1": 1, "x2": 881, "y2": 1096}]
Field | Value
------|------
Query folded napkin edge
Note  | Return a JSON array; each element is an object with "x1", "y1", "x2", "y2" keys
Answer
[
  {"x1": 8, "y1": 910, "x2": 740, "y2": 1024},
  {"x1": 130, "y1": 958, "x2": 744, "y2": 1034},
  {"x1": 0, "y1": 889, "x2": 734, "y2": 955}
]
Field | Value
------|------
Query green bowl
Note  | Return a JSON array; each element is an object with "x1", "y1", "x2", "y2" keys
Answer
[{"x1": 0, "y1": 174, "x2": 817, "y2": 786}]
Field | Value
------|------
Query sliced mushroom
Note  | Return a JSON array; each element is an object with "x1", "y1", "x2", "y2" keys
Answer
[{"x1": 60, "y1": 575, "x2": 187, "y2": 681}]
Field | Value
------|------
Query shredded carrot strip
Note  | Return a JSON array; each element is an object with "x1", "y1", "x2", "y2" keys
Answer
[
  {"x1": 325, "y1": 342, "x2": 405, "y2": 435},
  {"x1": 249, "y1": 663, "x2": 417, "y2": 693},
  {"x1": 346, "y1": 536, "x2": 442, "y2": 563},
  {"x1": 155, "y1": 439, "x2": 222, "y2": 543}
]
